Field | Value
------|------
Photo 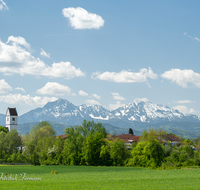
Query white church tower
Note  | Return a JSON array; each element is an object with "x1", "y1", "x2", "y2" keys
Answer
[{"x1": 6, "y1": 107, "x2": 18, "y2": 132}]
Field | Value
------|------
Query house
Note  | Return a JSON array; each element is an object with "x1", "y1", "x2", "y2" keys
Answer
[
  {"x1": 6, "y1": 107, "x2": 18, "y2": 132},
  {"x1": 159, "y1": 134, "x2": 181, "y2": 146},
  {"x1": 107, "y1": 134, "x2": 140, "y2": 149},
  {"x1": 108, "y1": 133, "x2": 181, "y2": 149},
  {"x1": 165, "y1": 134, "x2": 181, "y2": 146},
  {"x1": 56, "y1": 134, "x2": 67, "y2": 140}
]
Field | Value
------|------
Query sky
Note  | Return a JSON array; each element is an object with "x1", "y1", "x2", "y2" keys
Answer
[{"x1": 0, "y1": 0, "x2": 200, "y2": 116}]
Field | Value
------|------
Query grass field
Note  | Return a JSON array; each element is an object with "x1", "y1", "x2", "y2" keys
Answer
[{"x1": 0, "y1": 165, "x2": 200, "y2": 190}]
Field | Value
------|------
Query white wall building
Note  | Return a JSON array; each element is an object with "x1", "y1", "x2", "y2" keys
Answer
[{"x1": 6, "y1": 107, "x2": 18, "y2": 132}]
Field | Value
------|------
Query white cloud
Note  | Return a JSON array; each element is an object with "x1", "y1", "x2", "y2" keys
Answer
[
  {"x1": 0, "y1": 79, "x2": 12, "y2": 94},
  {"x1": 111, "y1": 92, "x2": 125, "y2": 100},
  {"x1": 176, "y1": 100, "x2": 193, "y2": 104},
  {"x1": 173, "y1": 105, "x2": 196, "y2": 114},
  {"x1": 92, "y1": 68, "x2": 157, "y2": 83},
  {"x1": 161, "y1": 69, "x2": 200, "y2": 88},
  {"x1": 91, "y1": 94, "x2": 101, "y2": 99},
  {"x1": 0, "y1": 94, "x2": 57, "y2": 106},
  {"x1": 62, "y1": 7, "x2": 104, "y2": 29},
  {"x1": 109, "y1": 101, "x2": 125, "y2": 110},
  {"x1": 194, "y1": 37, "x2": 200, "y2": 42},
  {"x1": 7, "y1": 36, "x2": 30, "y2": 49},
  {"x1": 79, "y1": 90, "x2": 88, "y2": 96},
  {"x1": 134, "y1": 98, "x2": 149, "y2": 102},
  {"x1": 183, "y1": 32, "x2": 200, "y2": 43},
  {"x1": 15, "y1": 87, "x2": 25, "y2": 92},
  {"x1": 37, "y1": 82, "x2": 72, "y2": 96},
  {"x1": 40, "y1": 48, "x2": 50, "y2": 58},
  {"x1": 0, "y1": 36, "x2": 85, "y2": 79},
  {"x1": 183, "y1": 32, "x2": 187, "y2": 36},
  {"x1": 84, "y1": 99, "x2": 101, "y2": 105},
  {"x1": 0, "y1": 0, "x2": 8, "y2": 10},
  {"x1": 72, "y1": 93, "x2": 77, "y2": 96}
]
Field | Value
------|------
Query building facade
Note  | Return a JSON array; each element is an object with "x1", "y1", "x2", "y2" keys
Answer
[{"x1": 6, "y1": 107, "x2": 18, "y2": 132}]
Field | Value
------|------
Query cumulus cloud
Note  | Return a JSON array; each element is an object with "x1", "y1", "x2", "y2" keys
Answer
[
  {"x1": 79, "y1": 90, "x2": 88, "y2": 96},
  {"x1": 111, "y1": 92, "x2": 125, "y2": 100},
  {"x1": 161, "y1": 69, "x2": 200, "y2": 88},
  {"x1": 7, "y1": 36, "x2": 30, "y2": 49},
  {"x1": 62, "y1": 7, "x2": 104, "y2": 29},
  {"x1": 0, "y1": 0, "x2": 8, "y2": 10},
  {"x1": 40, "y1": 48, "x2": 50, "y2": 58},
  {"x1": 173, "y1": 105, "x2": 196, "y2": 115},
  {"x1": 15, "y1": 87, "x2": 25, "y2": 92},
  {"x1": 0, "y1": 36, "x2": 85, "y2": 78},
  {"x1": 176, "y1": 100, "x2": 193, "y2": 104},
  {"x1": 91, "y1": 94, "x2": 101, "y2": 99},
  {"x1": 92, "y1": 68, "x2": 157, "y2": 83},
  {"x1": 0, "y1": 94, "x2": 57, "y2": 106},
  {"x1": 0, "y1": 79, "x2": 12, "y2": 94},
  {"x1": 37, "y1": 82, "x2": 72, "y2": 96},
  {"x1": 109, "y1": 101, "x2": 125, "y2": 110},
  {"x1": 84, "y1": 99, "x2": 101, "y2": 105}
]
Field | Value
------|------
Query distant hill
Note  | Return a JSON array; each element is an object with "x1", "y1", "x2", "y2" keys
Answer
[
  {"x1": 17, "y1": 121, "x2": 140, "y2": 137},
  {"x1": 18, "y1": 121, "x2": 69, "y2": 136},
  {"x1": 17, "y1": 120, "x2": 200, "y2": 139}
]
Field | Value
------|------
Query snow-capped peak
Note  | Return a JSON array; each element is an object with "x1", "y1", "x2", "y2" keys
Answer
[{"x1": 19, "y1": 98, "x2": 200, "y2": 125}]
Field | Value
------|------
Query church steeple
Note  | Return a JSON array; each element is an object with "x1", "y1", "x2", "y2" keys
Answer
[{"x1": 6, "y1": 107, "x2": 18, "y2": 132}]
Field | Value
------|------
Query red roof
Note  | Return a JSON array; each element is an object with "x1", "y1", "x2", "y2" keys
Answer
[
  {"x1": 166, "y1": 135, "x2": 180, "y2": 142},
  {"x1": 56, "y1": 134, "x2": 67, "y2": 140}
]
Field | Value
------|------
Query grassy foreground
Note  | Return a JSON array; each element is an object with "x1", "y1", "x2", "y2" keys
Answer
[{"x1": 0, "y1": 165, "x2": 200, "y2": 189}]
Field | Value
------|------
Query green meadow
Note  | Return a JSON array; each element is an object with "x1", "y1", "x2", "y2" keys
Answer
[{"x1": 0, "y1": 166, "x2": 200, "y2": 190}]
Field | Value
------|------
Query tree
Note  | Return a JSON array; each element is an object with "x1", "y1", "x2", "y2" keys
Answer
[
  {"x1": 5, "y1": 129, "x2": 22, "y2": 155},
  {"x1": 63, "y1": 126, "x2": 84, "y2": 165},
  {"x1": 55, "y1": 136, "x2": 64, "y2": 164},
  {"x1": 100, "y1": 140, "x2": 112, "y2": 166},
  {"x1": 35, "y1": 136, "x2": 56, "y2": 164},
  {"x1": 22, "y1": 122, "x2": 56, "y2": 164},
  {"x1": 81, "y1": 120, "x2": 107, "y2": 138},
  {"x1": 83, "y1": 132, "x2": 105, "y2": 166},
  {"x1": 129, "y1": 128, "x2": 134, "y2": 135},
  {"x1": 0, "y1": 131, "x2": 6, "y2": 158},
  {"x1": 0, "y1": 126, "x2": 8, "y2": 133},
  {"x1": 63, "y1": 120, "x2": 107, "y2": 166},
  {"x1": 109, "y1": 138, "x2": 131, "y2": 166},
  {"x1": 139, "y1": 128, "x2": 167, "y2": 142},
  {"x1": 129, "y1": 139, "x2": 165, "y2": 168},
  {"x1": 23, "y1": 121, "x2": 55, "y2": 145}
]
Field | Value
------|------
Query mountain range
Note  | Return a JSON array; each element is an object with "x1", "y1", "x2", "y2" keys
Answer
[
  {"x1": 17, "y1": 98, "x2": 200, "y2": 125},
  {"x1": 1, "y1": 98, "x2": 200, "y2": 138}
]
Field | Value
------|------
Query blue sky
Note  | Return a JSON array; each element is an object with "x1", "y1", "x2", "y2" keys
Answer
[{"x1": 0, "y1": 0, "x2": 200, "y2": 116}]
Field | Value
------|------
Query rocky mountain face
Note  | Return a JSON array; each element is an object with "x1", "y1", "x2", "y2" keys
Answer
[{"x1": 17, "y1": 98, "x2": 200, "y2": 126}]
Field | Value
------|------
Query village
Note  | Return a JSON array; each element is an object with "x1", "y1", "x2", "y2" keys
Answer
[{"x1": 0, "y1": 107, "x2": 199, "y2": 170}]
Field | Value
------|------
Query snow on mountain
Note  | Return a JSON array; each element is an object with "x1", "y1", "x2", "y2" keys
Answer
[
  {"x1": 111, "y1": 100, "x2": 199, "y2": 123},
  {"x1": 18, "y1": 98, "x2": 200, "y2": 125},
  {"x1": 79, "y1": 104, "x2": 112, "y2": 121},
  {"x1": 19, "y1": 98, "x2": 86, "y2": 125}
]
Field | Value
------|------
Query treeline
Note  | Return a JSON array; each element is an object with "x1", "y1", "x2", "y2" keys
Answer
[{"x1": 1, "y1": 121, "x2": 200, "y2": 169}]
